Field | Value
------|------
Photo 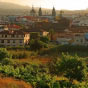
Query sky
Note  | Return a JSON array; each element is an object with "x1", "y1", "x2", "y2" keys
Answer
[{"x1": 0, "y1": 0, "x2": 88, "y2": 10}]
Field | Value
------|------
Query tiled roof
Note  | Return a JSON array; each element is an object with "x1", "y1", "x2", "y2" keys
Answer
[{"x1": 7, "y1": 24, "x2": 21, "y2": 29}]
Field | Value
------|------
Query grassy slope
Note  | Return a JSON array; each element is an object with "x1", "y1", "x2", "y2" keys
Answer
[{"x1": 0, "y1": 77, "x2": 32, "y2": 88}]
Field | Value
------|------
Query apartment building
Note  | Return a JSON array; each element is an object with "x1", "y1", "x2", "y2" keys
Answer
[{"x1": 0, "y1": 30, "x2": 30, "y2": 47}]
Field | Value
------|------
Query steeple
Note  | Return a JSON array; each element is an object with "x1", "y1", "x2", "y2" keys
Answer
[
  {"x1": 30, "y1": 5, "x2": 36, "y2": 16},
  {"x1": 38, "y1": 7, "x2": 42, "y2": 16},
  {"x1": 52, "y1": 6, "x2": 56, "y2": 16}
]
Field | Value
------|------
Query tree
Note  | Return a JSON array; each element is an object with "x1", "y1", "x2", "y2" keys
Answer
[
  {"x1": 49, "y1": 54, "x2": 87, "y2": 82},
  {"x1": 52, "y1": 81, "x2": 60, "y2": 88},
  {"x1": 0, "y1": 48, "x2": 11, "y2": 61},
  {"x1": 40, "y1": 36, "x2": 50, "y2": 43},
  {"x1": 30, "y1": 32, "x2": 40, "y2": 40},
  {"x1": 59, "y1": 54, "x2": 87, "y2": 81},
  {"x1": 29, "y1": 39, "x2": 47, "y2": 51}
]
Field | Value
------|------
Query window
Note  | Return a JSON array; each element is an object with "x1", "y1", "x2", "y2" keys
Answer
[
  {"x1": 13, "y1": 40, "x2": 15, "y2": 43},
  {"x1": 19, "y1": 40, "x2": 23, "y2": 43},
  {"x1": 12, "y1": 35, "x2": 15, "y2": 38},
  {"x1": 16, "y1": 35, "x2": 18, "y2": 37},
  {"x1": 2, "y1": 35, "x2": 3, "y2": 38},
  {"x1": 7, "y1": 40, "x2": 10, "y2": 43},
  {"x1": 1, "y1": 40, "x2": 4, "y2": 43},
  {"x1": 5, "y1": 35, "x2": 7, "y2": 38}
]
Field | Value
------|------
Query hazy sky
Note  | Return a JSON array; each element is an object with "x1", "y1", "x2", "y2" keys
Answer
[{"x1": 1, "y1": 0, "x2": 88, "y2": 10}]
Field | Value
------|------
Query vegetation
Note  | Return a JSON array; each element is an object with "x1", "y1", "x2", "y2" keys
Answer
[
  {"x1": 40, "y1": 36, "x2": 50, "y2": 43},
  {"x1": 29, "y1": 39, "x2": 47, "y2": 51},
  {"x1": 49, "y1": 54, "x2": 87, "y2": 81},
  {"x1": 0, "y1": 44, "x2": 88, "y2": 88}
]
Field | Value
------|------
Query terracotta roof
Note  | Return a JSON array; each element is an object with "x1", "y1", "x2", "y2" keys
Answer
[{"x1": 7, "y1": 24, "x2": 21, "y2": 29}]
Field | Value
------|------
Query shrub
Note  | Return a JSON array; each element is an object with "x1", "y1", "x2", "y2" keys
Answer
[
  {"x1": 30, "y1": 39, "x2": 47, "y2": 51},
  {"x1": 49, "y1": 54, "x2": 87, "y2": 82},
  {"x1": 40, "y1": 36, "x2": 50, "y2": 43},
  {"x1": 0, "y1": 48, "x2": 11, "y2": 61}
]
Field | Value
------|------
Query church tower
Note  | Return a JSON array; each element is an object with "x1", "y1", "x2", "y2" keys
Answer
[
  {"x1": 38, "y1": 7, "x2": 42, "y2": 16},
  {"x1": 52, "y1": 7, "x2": 56, "y2": 17},
  {"x1": 30, "y1": 6, "x2": 36, "y2": 16}
]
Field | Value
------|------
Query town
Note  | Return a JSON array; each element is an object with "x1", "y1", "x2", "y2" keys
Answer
[{"x1": 1, "y1": 6, "x2": 88, "y2": 47}]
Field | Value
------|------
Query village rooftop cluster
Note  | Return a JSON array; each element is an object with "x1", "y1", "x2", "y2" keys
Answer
[{"x1": 0, "y1": 6, "x2": 88, "y2": 47}]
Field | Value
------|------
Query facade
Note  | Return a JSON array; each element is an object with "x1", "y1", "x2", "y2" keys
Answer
[
  {"x1": 73, "y1": 33, "x2": 85, "y2": 45},
  {"x1": 73, "y1": 33, "x2": 88, "y2": 46},
  {"x1": 0, "y1": 30, "x2": 30, "y2": 47},
  {"x1": 72, "y1": 16, "x2": 88, "y2": 26},
  {"x1": 0, "y1": 25, "x2": 8, "y2": 32}
]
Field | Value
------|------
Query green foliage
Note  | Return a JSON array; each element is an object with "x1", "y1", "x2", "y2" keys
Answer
[
  {"x1": 52, "y1": 81, "x2": 60, "y2": 88},
  {"x1": 59, "y1": 54, "x2": 87, "y2": 81},
  {"x1": 40, "y1": 36, "x2": 50, "y2": 43},
  {"x1": 0, "y1": 48, "x2": 11, "y2": 61},
  {"x1": 30, "y1": 32, "x2": 40, "y2": 40},
  {"x1": 49, "y1": 54, "x2": 87, "y2": 81},
  {"x1": 30, "y1": 39, "x2": 47, "y2": 51},
  {"x1": 36, "y1": 80, "x2": 49, "y2": 88},
  {"x1": 40, "y1": 45, "x2": 88, "y2": 57}
]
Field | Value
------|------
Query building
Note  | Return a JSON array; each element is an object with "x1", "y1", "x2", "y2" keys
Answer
[
  {"x1": 30, "y1": 6, "x2": 36, "y2": 16},
  {"x1": 7, "y1": 24, "x2": 21, "y2": 30},
  {"x1": 0, "y1": 25, "x2": 8, "y2": 32},
  {"x1": 0, "y1": 30, "x2": 30, "y2": 47}
]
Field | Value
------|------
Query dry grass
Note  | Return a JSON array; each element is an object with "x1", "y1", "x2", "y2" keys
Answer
[
  {"x1": 14, "y1": 56, "x2": 51, "y2": 64},
  {"x1": 0, "y1": 77, "x2": 32, "y2": 88}
]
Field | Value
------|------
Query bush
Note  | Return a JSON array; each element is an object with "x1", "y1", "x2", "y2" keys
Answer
[
  {"x1": 30, "y1": 39, "x2": 47, "y2": 51},
  {"x1": 0, "y1": 48, "x2": 11, "y2": 61},
  {"x1": 59, "y1": 54, "x2": 87, "y2": 81},
  {"x1": 36, "y1": 80, "x2": 49, "y2": 88},
  {"x1": 40, "y1": 36, "x2": 50, "y2": 43},
  {"x1": 49, "y1": 54, "x2": 87, "y2": 82},
  {"x1": 52, "y1": 81, "x2": 60, "y2": 88}
]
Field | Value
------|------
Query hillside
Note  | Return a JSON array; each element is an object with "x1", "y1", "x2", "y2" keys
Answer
[
  {"x1": 0, "y1": 2, "x2": 30, "y2": 10},
  {"x1": 0, "y1": 2, "x2": 88, "y2": 15}
]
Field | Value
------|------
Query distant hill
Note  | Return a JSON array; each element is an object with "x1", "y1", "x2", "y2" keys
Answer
[
  {"x1": 0, "y1": 2, "x2": 88, "y2": 16},
  {"x1": 0, "y1": 2, "x2": 30, "y2": 10}
]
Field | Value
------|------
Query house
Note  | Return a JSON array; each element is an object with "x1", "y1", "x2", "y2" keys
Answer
[
  {"x1": 56, "y1": 32, "x2": 74, "y2": 45},
  {"x1": 23, "y1": 29, "x2": 49, "y2": 39},
  {"x1": 0, "y1": 30, "x2": 30, "y2": 47},
  {"x1": 73, "y1": 33, "x2": 85, "y2": 45},
  {"x1": 73, "y1": 33, "x2": 88, "y2": 46},
  {"x1": 0, "y1": 25, "x2": 8, "y2": 32},
  {"x1": 70, "y1": 27, "x2": 88, "y2": 45},
  {"x1": 7, "y1": 24, "x2": 21, "y2": 30}
]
